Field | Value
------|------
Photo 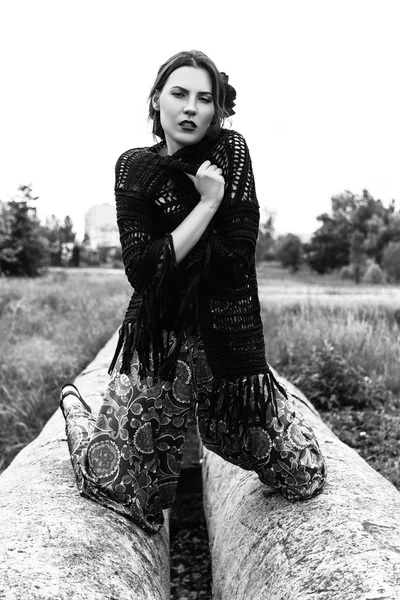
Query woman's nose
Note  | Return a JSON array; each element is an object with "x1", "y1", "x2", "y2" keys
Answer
[{"x1": 183, "y1": 98, "x2": 197, "y2": 115}]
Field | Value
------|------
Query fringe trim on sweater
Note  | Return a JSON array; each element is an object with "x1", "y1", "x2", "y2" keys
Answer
[
  {"x1": 108, "y1": 234, "x2": 212, "y2": 381},
  {"x1": 203, "y1": 368, "x2": 288, "y2": 435}
]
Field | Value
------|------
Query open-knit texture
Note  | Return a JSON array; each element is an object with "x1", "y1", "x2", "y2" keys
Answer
[{"x1": 109, "y1": 128, "x2": 288, "y2": 424}]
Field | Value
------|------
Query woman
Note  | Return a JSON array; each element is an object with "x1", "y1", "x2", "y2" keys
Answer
[{"x1": 60, "y1": 50, "x2": 327, "y2": 534}]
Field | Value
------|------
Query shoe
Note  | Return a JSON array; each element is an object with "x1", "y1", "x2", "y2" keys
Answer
[{"x1": 60, "y1": 383, "x2": 92, "y2": 418}]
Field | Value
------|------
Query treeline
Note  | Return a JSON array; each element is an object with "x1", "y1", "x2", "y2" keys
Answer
[
  {"x1": 0, "y1": 185, "x2": 78, "y2": 276},
  {"x1": 257, "y1": 189, "x2": 400, "y2": 283},
  {"x1": 0, "y1": 185, "x2": 122, "y2": 277},
  {"x1": 1, "y1": 185, "x2": 400, "y2": 282}
]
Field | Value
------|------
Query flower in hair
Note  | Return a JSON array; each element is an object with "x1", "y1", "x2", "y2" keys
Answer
[{"x1": 220, "y1": 72, "x2": 236, "y2": 117}]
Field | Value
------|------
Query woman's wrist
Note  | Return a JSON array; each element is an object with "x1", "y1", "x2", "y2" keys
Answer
[
  {"x1": 199, "y1": 195, "x2": 221, "y2": 212},
  {"x1": 171, "y1": 198, "x2": 218, "y2": 263}
]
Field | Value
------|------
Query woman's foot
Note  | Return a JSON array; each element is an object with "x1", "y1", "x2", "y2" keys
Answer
[{"x1": 60, "y1": 383, "x2": 92, "y2": 418}]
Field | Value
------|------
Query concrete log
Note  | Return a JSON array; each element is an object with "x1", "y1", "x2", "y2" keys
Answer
[
  {"x1": 202, "y1": 370, "x2": 400, "y2": 600},
  {"x1": 0, "y1": 331, "x2": 170, "y2": 600}
]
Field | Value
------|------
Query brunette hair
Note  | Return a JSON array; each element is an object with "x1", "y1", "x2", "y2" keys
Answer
[{"x1": 148, "y1": 50, "x2": 229, "y2": 141}]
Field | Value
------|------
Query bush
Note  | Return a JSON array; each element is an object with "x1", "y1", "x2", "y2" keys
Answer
[
  {"x1": 362, "y1": 262, "x2": 386, "y2": 284},
  {"x1": 276, "y1": 234, "x2": 303, "y2": 273},
  {"x1": 287, "y1": 341, "x2": 394, "y2": 411},
  {"x1": 0, "y1": 290, "x2": 22, "y2": 317},
  {"x1": 340, "y1": 265, "x2": 353, "y2": 280}
]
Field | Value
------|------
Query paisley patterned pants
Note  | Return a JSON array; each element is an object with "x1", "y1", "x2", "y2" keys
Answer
[{"x1": 63, "y1": 335, "x2": 327, "y2": 534}]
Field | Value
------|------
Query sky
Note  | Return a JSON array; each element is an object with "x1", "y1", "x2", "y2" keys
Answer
[{"x1": 1, "y1": 0, "x2": 399, "y2": 241}]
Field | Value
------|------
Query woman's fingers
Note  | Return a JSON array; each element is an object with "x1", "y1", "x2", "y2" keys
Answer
[
  {"x1": 185, "y1": 162, "x2": 225, "y2": 207},
  {"x1": 185, "y1": 162, "x2": 213, "y2": 182},
  {"x1": 198, "y1": 160, "x2": 223, "y2": 175},
  {"x1": 198, "y1": 161, "x2": 223, "y2": 176},
  {"x1": 199, "y1": 160, "x2": 212, "y2": 169},
  {"x1": 185, "y1": 160, "x2": 225, "y2": 198}
]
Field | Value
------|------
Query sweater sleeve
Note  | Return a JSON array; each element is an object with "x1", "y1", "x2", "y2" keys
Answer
[
  {"x1": 114, "y1": 150, "x2": 177, "y2": 296},
  {"x1": 109, "y1": 149, "x2": 181, "y2": 377},
  {"x1": 209, "y1": 131, "x2": 260, "y2": 278}
]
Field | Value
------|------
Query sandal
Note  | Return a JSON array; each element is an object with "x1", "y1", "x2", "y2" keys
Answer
[{"x1": 60, "y1": 383, "x2": 92, "y2": 418}]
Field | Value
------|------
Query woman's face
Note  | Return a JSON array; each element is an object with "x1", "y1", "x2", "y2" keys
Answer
[{"x1": 156, "y1": 66, "x2": 215, "y2": 155}]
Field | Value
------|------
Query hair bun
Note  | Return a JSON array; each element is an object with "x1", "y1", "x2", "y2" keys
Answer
[{"x1": 220, "y1": 72, "x2": 236, "y2": 117}]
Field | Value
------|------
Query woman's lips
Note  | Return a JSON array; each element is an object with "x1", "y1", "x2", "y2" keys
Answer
[{"x1": 179, "y1": 121, "x2": 197, "y2": 131}]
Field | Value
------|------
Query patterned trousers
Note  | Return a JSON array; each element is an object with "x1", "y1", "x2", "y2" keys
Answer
[{"x1": 63, "y1": 335, "x2": 327, "y2": 534}]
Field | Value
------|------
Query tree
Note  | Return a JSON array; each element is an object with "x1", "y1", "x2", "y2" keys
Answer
[
  {"x1": 42, "y1": 215, "x2": 77, "y2": 266},
  {"x1": 71, "y1": 244, "x2": 80, "y2": 267},
  {"x1": 305, "y1": 212, "x2": 352, "y2": 274},
  {"x1": 42, "y1": 215, "x2": 62, "y2": 266},
  {"x1": 382, "y1": 242, "x2": 400, "y2": 283},
  {"x1": 364, "y1": 214, "x2": 387, "y2": 262},
  {"x1": 59, "y1": 216, "x2": 76, "y2": 245},
  {"x1": 276, "y1": 233, "x2": 303, "y2": 273},
  {"x1": 306, "y1": 190, "x2": 399, "y2": 274},
  {"x1": 0, "y1": 185, "x2": 49, "y2": 277},
  {"x1": 256, "y1": 214, "x2": 275, "y2": 263},
  {"x1": 387, "y1": 212, "x2": 400, "y2": 243},
  {"x1": 349, "y1": 230, "x2": 367, "y2": 283}
]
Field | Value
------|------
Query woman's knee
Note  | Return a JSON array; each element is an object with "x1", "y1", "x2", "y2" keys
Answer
[{"x1": 258, "y1": 441, "x2": 328, "y2": 501}]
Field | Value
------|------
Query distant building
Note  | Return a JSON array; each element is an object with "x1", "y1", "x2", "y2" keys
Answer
[{"x1": 84, "y1": 204, "x2": 119, "y2": 249}]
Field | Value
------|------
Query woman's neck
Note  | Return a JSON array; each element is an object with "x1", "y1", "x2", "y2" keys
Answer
[{"x1": 157, "y1": 144, "x2": 169, "y2": 157}]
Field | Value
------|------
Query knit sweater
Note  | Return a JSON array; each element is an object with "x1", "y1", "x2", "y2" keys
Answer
[{"x1": 109, "y1": 128, "x2": 287, "y2": 426}]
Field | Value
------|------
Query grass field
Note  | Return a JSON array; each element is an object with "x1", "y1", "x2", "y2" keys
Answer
[
  {"x1": 258, "y1": 261, "x2": 400, "y2": 488},
  {"x1": 0, "y1": 269, "x2": 131, "y2": 471},
  {"x1": 259, "y1": 263, "x2": 400, "y2": 395},
  {"x1": 1, "y1": 262, "x2": 399, "y2": 489}
]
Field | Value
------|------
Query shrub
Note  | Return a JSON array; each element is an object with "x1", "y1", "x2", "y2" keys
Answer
[
  {"x1": 362, "y1": 262, "x2": 386, "y2": 284},
  {"x1": 0, "y1": 290, "x2": 22, "y2": 317},
  {"x1": 340, "y1": 265, "x2": 353, "y2": 280},
  {"x1": 287, "y1": 340, "x2": 394, "y2": 410},
  {"x1": 111, "y1": 246, "x2": 124, "y2": 269},
  {"x1": 276, "y1": 234, "x2": 303, "y2": 273}
]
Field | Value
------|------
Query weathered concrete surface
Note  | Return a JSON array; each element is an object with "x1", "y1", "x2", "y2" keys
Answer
[
  {"x1": 202, "y1": 369, "x2": 400, "y2": 600},
  {"x1": 0, "y1": 331, "x2": 170, "y2": 600}
]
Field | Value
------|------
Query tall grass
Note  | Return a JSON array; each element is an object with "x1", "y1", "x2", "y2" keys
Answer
[
  {"x1": 2, "y1": 263, "x2": 400, "y2": 490},
  {"x1": 262, "y1": 300, "x2": 400, "y2": 395},
  {"x1": 258, "y1": 262, "x2": 400, "y2": 489},
  {"x1": 0, "y1": 270, "x2": 131, "y2": 472}
]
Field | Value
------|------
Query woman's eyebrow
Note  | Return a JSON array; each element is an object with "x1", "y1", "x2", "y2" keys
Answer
[{"x1": 170, "y1": 85, "x2": 213, "y2": 96}]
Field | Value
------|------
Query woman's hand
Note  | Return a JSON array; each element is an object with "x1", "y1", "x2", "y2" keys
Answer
[{"x1": 185, "y1": 160, "x2": 225, "y2": 211}]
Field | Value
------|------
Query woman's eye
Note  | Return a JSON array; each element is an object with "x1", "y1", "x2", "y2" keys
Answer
[
  {"x1": 172, "y1": 92, "x2": 184, "y2": 97},
  {"x1": 199, "y1": 97, "x2": 212, "y2": 103}
]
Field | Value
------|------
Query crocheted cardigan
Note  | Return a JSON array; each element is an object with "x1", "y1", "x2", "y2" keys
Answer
[{"x1": 109, "y1": 128, "x2": 287, "y2": 425}]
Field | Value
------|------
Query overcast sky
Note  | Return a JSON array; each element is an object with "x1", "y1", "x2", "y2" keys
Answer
[{"x1": 1, "y1": 0, "x2": 399, "y2": 240}]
